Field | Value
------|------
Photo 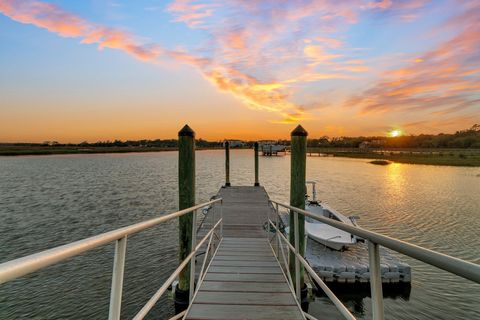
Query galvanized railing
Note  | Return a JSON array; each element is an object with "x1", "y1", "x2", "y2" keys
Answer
[
  {"x1": 267, "y1": 199, "x2": 480, "y2": 320},
  {"x1": 0, "y1": 198, "x2": 223, "y2": 320}
]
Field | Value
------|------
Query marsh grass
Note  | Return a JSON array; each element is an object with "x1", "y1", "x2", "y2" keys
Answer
[{"x1": 307, "y1": 148, "x2": 480, "y2": 166}]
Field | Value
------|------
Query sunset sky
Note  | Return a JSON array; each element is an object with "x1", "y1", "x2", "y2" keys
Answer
[{"x1": 1, "y1": 0, "x2": 479, "y2": 142}]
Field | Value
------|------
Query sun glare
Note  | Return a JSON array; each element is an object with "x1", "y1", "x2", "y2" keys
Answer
[{"x1": 389, "y1": 129, "x2": 402, "y2": 137}]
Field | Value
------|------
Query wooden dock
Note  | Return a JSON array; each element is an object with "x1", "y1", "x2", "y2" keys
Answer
[{"x1": 185, "y1": 186, "x2": 305, "y2": 320}]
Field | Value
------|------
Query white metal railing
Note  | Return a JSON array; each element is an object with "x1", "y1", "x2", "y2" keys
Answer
[
  {"x1": 267, "y1": 199, "x2": 480, "y2": 320},
  {"x1": 0, "y1": 198, "x2": 223, "y2": 320}
]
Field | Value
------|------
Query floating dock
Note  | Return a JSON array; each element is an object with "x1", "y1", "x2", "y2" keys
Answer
[
  {"x1": 277, "y1": 215, "x2": 412, "y2": 285},
  {"x1": 306, "y1": 241, "x2": 411, "y2": 284}
]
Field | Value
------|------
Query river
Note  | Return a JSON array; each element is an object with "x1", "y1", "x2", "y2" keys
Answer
[{"x1": 1, "y1": 150, "x2": 479, "y2": 319}]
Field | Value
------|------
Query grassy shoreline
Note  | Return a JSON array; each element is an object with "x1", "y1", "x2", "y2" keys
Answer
[
  {"x1": 0, "y1": 146, "x2": 224, "y2": 156},
  {"x1": 307, "y1": 148, "x2": 480, "y2": 167}
]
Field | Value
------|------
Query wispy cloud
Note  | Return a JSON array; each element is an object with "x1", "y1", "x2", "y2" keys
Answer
[
  {"x1": 165, "y1": 0, "x2": 214, "y2": 28},
  {"x1": 346, "y1": 1, "x2": 480, "y2": 121},
  {"x1": 0, "y1": 0, "x2": 163, "y2": 61}
]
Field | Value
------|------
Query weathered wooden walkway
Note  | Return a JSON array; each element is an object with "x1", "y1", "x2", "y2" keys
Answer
[{"x1": 185, "y1": 186, "x2": 305, "y2": 320}]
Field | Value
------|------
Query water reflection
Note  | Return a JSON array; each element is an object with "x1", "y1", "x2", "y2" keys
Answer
[{"x1": 314, "y1": 282, "x2": 411, "y2": 317}]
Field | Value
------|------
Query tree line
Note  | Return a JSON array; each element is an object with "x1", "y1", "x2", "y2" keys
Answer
[
  {"x1": 307, "y1": 124, "x2": 480, "y2": 149},
  {"x1": 3, "y1": 124, "x2": 479, "y2": 149}
]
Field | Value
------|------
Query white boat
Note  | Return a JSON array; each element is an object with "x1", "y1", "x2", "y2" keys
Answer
[{"x1": 305, "y1": 181, "x2": 360, "y2": 251}]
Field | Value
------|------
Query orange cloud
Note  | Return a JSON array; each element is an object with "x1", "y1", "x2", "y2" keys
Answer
[
  {"x1": 346, "y1": 2, "x2": 480, "y2": 120},
  {"x1": 303, "y1": 45, "x2": 343, "y2": 65},
  {"x1": 0, "y1": 0, "x2": 163, "y2": 62},
  {"x1": 166, "y1": 0, "x2": 214, "y2": 28},
  {"x1": 335, "y1": 65, "x2": 369, "y2": 72},
  {"x1": 0, "y1": 0, "x2": 84, "y2": 37},
  {"x1": 314, "y1": 36, "x2": 344, "y2": 48},
  {"x1": 205, "y1": 69, "x2": 293, "y2": 113},
  {"x1": 367, "y1": 0, "x2": 393, "y2": 10}
]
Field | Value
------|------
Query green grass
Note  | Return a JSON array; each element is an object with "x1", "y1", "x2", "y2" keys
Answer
[
  {"x1": 0, "y1": 145, "x2": 229, "y2": 156},
  {"x1": 0, "y1": 146, "x2": 179, "y2": 156},
  {"x1": 369, "y1": 160, "x2": 392, "y2": 165},
  {"x1": 307, "y1": 148, "x2": 480, "y2": 167}
]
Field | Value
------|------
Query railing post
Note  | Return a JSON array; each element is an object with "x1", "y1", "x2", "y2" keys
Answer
[
  {"x1": 368, "y1": 241, "x2": 385, "y2": 320},
  {"x1": 294, "y1": 211, "x2": 301, "y2": 301},
  {"x1": 176, "y1": 124, "x2": 196, "y2": 311},
  {"x1": 108, "y1": 236, "x2": 127, "y2": 320},
  {"x1": 275, "y1": 203, "x2": 280, "y2": 258},
  {"x1": 225, "y1": 141, "x2": 231, "y2": 187},
  {"x1": 289, "y1": 125, "x2": 308, "y2": 306},
  {"x1": 212, "y1": 204, "x2": 216, "y2": 234},
  {"x1": 254, "y1": 142, "x2": 259, "y2": 186},
  {"x1": 189, "y1": 209, "x2": 197, "y2": 302},
  {"x1": 220, "y1": 200, "x2": 223, "y2": 238},
  {"x1": 266, "y1": 203, "x2": 270, "y2": 240}
]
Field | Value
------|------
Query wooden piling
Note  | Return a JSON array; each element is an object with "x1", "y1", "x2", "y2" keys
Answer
[
  {"x1": 225, "y1": 141, "x2": 231, "y2": 187},
  {"x1": 289, "y1": 125, "x2": 307, "y2": 299},
  {"x1": 254, "y1": 142, "x2": 259, "y2": 186},
  {"x1": 176, "y1": 124, "x2": 195, "y2": 309}
]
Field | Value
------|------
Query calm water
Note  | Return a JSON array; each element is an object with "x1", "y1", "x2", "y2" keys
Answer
[{"x1": 1, "y1": 150, "x2": 479, "y2": 319}]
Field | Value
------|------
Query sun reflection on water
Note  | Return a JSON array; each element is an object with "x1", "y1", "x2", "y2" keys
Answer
[{"x1": 385, "y1": 162, "x2": 407, "y2": 203}]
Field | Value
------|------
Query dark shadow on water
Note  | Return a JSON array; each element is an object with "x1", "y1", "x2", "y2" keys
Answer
[{"x1": 313, "y1": 282, "x2": 411, "y2": 316}]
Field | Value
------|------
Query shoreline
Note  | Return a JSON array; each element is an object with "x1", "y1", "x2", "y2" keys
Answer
[
  {"x1": 307, "y1": 148, "x2": 480, "y2": 167},
  {"x1": 0, "y1": 146, "x2": 226, "y2": 157}
]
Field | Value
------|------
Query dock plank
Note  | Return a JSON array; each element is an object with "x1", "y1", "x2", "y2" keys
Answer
[
  {"x1": 208, "y1": 266, "x2": 282, "y2": 274},
  {"x1": 200, "y1": 281, "x2": 291, "y2": 293},
  {"x1": 203, "y1": 272, "x2": 287, "y2": 283},
  {"x1": 214, "y1": 255, "x2": 277, "y2": 262},
  {"x1": 186, "y1": 304, "x2": 303, "y2": 320},
  {"x1": 193, "y1": 292, "x2": 297, "y2": 306},
  {"x1": 211, "y1": 260, "x2": 279, "y2": 267}
]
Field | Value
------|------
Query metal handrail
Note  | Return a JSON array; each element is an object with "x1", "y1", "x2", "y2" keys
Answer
[
  {"x1": 269, "y1": 199, "x2": 480, "y2": 320},
  {"x1": 269, "y1": 200, "x2": 480, "y2": 284},
  {"x1": 0, "y1": 198, "x2": 221, "y2": 284},
  {"x1": 133, "y1": 218, "x2": 223, "y2": 319},
  {"x1": 0, "y1": 198, "x2": 223, "y2": 320},
  {"x1": 267, "y1": 218, "x2": 356, "y2": 320}
]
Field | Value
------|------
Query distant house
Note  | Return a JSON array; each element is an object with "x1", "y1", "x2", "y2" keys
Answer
[
  {"x1": 359, "y1": 139, "x2": 385, "y2": 149},
  {"x1": 258, "y1": 140, "x2": 277, "y2": 146},
  {"x1": 257, "y1": 140, "x2": 287, "y2": 155},
  {"x1": 43, "y1": 141, "x2": 59, "y2": 146},
  {"x1": 223, "y1": 140, "x2": 245, "y2": 148}
]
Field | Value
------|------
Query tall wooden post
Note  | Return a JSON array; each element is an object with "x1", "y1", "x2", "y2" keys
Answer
[
  {"x1": 175, "y1": 124, "x2": 195, "y2": 311},
  {"x1": 289, "y1": 125, "x2": 307, "y2": 301},
  {"x1": 254, "y1": 142, "x2": 259, "y2": 186},
  {"x1": 225, "y1": 141, "x2": 231, "y2": 187}
]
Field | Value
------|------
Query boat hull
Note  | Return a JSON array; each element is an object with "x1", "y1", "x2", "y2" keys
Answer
[{"x1": 305, "y1": 202, "x2": 357, "y2": 251}]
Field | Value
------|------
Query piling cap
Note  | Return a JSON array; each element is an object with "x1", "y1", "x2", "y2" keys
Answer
[
  {"x1": 178, "y1": 124, "x2": 195, "y2": 137},
  {"x1": 291, "y1": 125, "x2": 308, "y2": 137}
]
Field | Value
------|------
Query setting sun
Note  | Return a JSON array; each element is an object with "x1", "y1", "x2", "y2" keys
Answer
[{"x1": 389, "y1": 130, "x2": 402, "y2": 137}]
